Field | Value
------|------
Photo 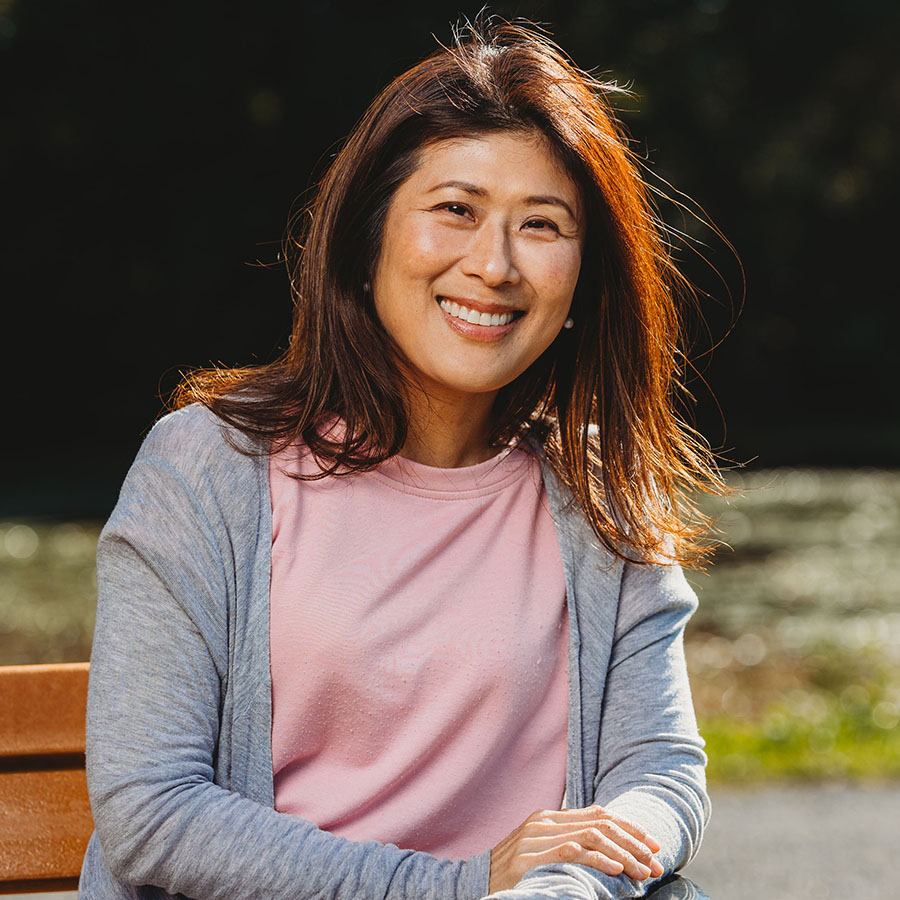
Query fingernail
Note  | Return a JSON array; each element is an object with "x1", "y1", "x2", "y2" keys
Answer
[{"x1": 636, "y1": 864, "x2": 651, "y2": 879}]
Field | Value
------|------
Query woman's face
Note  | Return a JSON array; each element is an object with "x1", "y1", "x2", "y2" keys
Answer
[{"x1": 371, "y1": 130, "x2": 584, "y2": 408}]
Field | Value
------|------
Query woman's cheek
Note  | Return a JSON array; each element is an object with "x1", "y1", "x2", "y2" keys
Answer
[
  {"x1": 532, "y1": 249, "x2": 582, "y2": 303},
  {"x1": 552, "y1": 244, "x2": 583, "y2": 285},
  {"x1": 407, "y1": 221, "x2": 461, "y2": 268}
]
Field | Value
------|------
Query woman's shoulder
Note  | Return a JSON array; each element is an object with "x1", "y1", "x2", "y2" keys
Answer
[
  {"x1": 126, "y1": 403, "x2": 266, "y2": 506},
  {"x1": 141, "y1": 402, "x2": 241, "y2": 452},
  {"x1": 139, "y1": 403, "x2": 258, "y2": 464}
]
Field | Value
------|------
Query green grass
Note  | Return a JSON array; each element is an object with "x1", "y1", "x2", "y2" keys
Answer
[
  {"x1": 703, "y1": 710, "x2": 900, "y2": 781},
  {"x1": 696, "y1": 645, "x2": 900, "y2": 782}
]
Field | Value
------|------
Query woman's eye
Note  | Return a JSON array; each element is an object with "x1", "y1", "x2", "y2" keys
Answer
[
  {"x1": 524, "y1": 219, "x2": 559, "y2": 233},
  {"x1": 438, "y1": 203, "x2": 471, "y2": 217}
]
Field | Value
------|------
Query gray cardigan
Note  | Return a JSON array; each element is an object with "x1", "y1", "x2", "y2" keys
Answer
[{"x1": 79, "y1": 404, "x2": 709, "y2": 900}]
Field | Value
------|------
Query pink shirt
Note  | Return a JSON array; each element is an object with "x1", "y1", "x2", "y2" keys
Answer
[{"x1": 269, "y1": 439, "x2": 569, "y2": 859}]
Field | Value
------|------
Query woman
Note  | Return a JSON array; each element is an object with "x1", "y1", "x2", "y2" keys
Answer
[{"x1": 80, "y1": 20, "x2": 721, "y2": 900}]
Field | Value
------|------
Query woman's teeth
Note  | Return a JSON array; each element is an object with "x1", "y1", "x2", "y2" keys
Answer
[{"x1": 438, "y1": 299, "x2": 515, "y2": 327}]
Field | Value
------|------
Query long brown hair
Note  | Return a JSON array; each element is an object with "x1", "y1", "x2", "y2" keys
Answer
[{"x1": 173, "y1": 19, "x2": 726, "y2": 566}]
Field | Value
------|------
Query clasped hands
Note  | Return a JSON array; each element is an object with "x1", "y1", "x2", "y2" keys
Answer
[{"x1": 490, "y1": 805, "x2": 664, "y2": 893}]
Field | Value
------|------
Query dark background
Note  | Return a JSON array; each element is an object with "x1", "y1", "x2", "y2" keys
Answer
[{"x1": 3, "y1": 0, "x2": 898, "y2": 518}]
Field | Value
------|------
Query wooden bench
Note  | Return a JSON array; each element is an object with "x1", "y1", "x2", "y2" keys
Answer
[{"x1": 0, "y1": 663, "x2": 92, "y2": 893}]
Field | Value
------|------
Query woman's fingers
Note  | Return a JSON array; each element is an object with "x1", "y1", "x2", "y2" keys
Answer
[
  {"x1": 596, "y1": 810, "x2": 662, "y2": 855},
  {"x1": 519, "y1": 824, "x2": 655, "y2": 880},
  {"x1": 572, "y1": 824, "x2": 656, "y2": 879},
  {"x1": 490, "y1": 806, "x2": 665, "y2": 891},
  {"x1": 576, "y1": 811, "x2": 665, "y2": 878},
  {"x1": 527, "y1": 806, "x2": 662, "y2": 863},
  {"x1": 535, "y1": 805, "x2": 661, "y2": 853}
]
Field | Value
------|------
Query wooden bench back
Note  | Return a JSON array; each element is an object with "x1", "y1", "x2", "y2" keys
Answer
[{"x1": 0, "y1": 662, "x2": 93, "y2": 893}]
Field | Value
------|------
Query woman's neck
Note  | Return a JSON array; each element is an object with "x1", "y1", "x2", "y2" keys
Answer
[{"x1": 400, "y1": 389, "x2": 498, "y2": 469}]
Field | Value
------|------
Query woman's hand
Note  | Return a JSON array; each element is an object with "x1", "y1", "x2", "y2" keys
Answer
[{"x1": 489, "y1": 805, "x2": 664, "y2": 893}]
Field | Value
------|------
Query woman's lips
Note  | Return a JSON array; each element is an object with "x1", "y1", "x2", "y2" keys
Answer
[
  {"x1": 436, "y1": 296, "x2": 522, "y2": 341},
  {"x1": 438, "y1": 298, "x2": 517, "y2": 326}
]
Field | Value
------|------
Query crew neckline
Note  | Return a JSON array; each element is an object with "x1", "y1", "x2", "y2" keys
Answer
[{"x1": 371, "y1": 440, "x2": 533, "y2": 498}]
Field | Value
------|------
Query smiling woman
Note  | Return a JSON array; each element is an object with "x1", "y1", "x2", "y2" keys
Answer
[{"x1": 80, "y1": 18, "x2": 721, "y2": 900}]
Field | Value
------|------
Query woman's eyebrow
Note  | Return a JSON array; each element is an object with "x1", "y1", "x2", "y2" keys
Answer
[
  {"x1": 427, "y1": 180, "x2": 487, "y2": 196},
  {"x1": 426, "y1": 181, "x2": 578, "y2": 221},
  {"x1": 524, "y1": 195, "x2": 579, "y2": 222}
]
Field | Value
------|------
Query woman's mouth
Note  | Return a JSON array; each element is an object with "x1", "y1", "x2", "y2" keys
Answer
[
  {"x1": 435, "y1": 296, "x2": 524, "y2": 342},
  {"x1": 439, "y1": 299, "x2": 515, "y2": 326}
]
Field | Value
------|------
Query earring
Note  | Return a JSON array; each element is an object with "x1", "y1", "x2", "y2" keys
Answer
[
  {"x1": 363, "y1": 280, "x2": 371, "y2": 294},
  {"x1": 563, "y1": 317, "x2": 574, "y2": 329}
]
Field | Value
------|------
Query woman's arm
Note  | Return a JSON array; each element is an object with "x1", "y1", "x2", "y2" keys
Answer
[
  {"x1": 483, "y1": 559, "x2": 709, "y2": 900},
  {"x1": 592, "y1": 559, "x2": 709, "y2": 871},
  {"x1": 85, "y1": 426, "x2": 489, "y2": 900}
]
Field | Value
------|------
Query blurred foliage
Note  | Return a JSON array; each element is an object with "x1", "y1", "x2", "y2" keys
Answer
[
  {"x1": 1, "y1": 0, "x2": 899, "y2": 517},
  {"x1": 687, "y1": 468, "x2": 900, "y2": 637},
  {"x1": 683, "y1": 467, "x2": 900, "y2": 780},
  {"x1": 0, "y1": 520, "x2": 99, "y2": 664}
]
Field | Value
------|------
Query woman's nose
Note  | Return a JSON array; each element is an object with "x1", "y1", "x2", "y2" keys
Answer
[{"x1": 460, "y1": 223, "x2": 520, "y2": 286}]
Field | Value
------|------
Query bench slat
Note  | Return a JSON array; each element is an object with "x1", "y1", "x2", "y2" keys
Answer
[
  {"x1": 0, "y1": 768, "x2": 92, "y2": 884},
  {"x1": 0, "y1": 664, "x2": 89, "y2": 758},
  {"x1": 0, "y1": 663, "x2": 93, "y2": 892}
]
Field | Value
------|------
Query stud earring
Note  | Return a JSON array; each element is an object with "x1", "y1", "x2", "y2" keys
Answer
[
  {"x1": 563, "y1": 317, "x2": 574, "y2": 329},
  {"x1": 362, "y1": 280, "x2": 371, "y2": 294}
]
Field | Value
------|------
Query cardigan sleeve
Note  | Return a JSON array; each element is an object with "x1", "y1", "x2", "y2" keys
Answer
[
  {"x1": 592, "y1": 560, "x2": 709, "y2": 868},
  {"x1": 484, "y1": 559, "x2": 709, "y2": 900},
  {"x1": 84, "y1": 421, "x2": 490, "y2": 900}
]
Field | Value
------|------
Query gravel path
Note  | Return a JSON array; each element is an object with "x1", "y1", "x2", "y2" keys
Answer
[
  {"x1": 11, "y1": 783, "x2": 898, "y2": 899},
  {"x1": 682, "y1": 782, "x2": 899, "y2": 900}
]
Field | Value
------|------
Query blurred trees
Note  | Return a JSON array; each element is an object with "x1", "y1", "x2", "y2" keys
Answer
[{"x1": 2, "y1": 0, "x2": 898, "y2": 515}]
